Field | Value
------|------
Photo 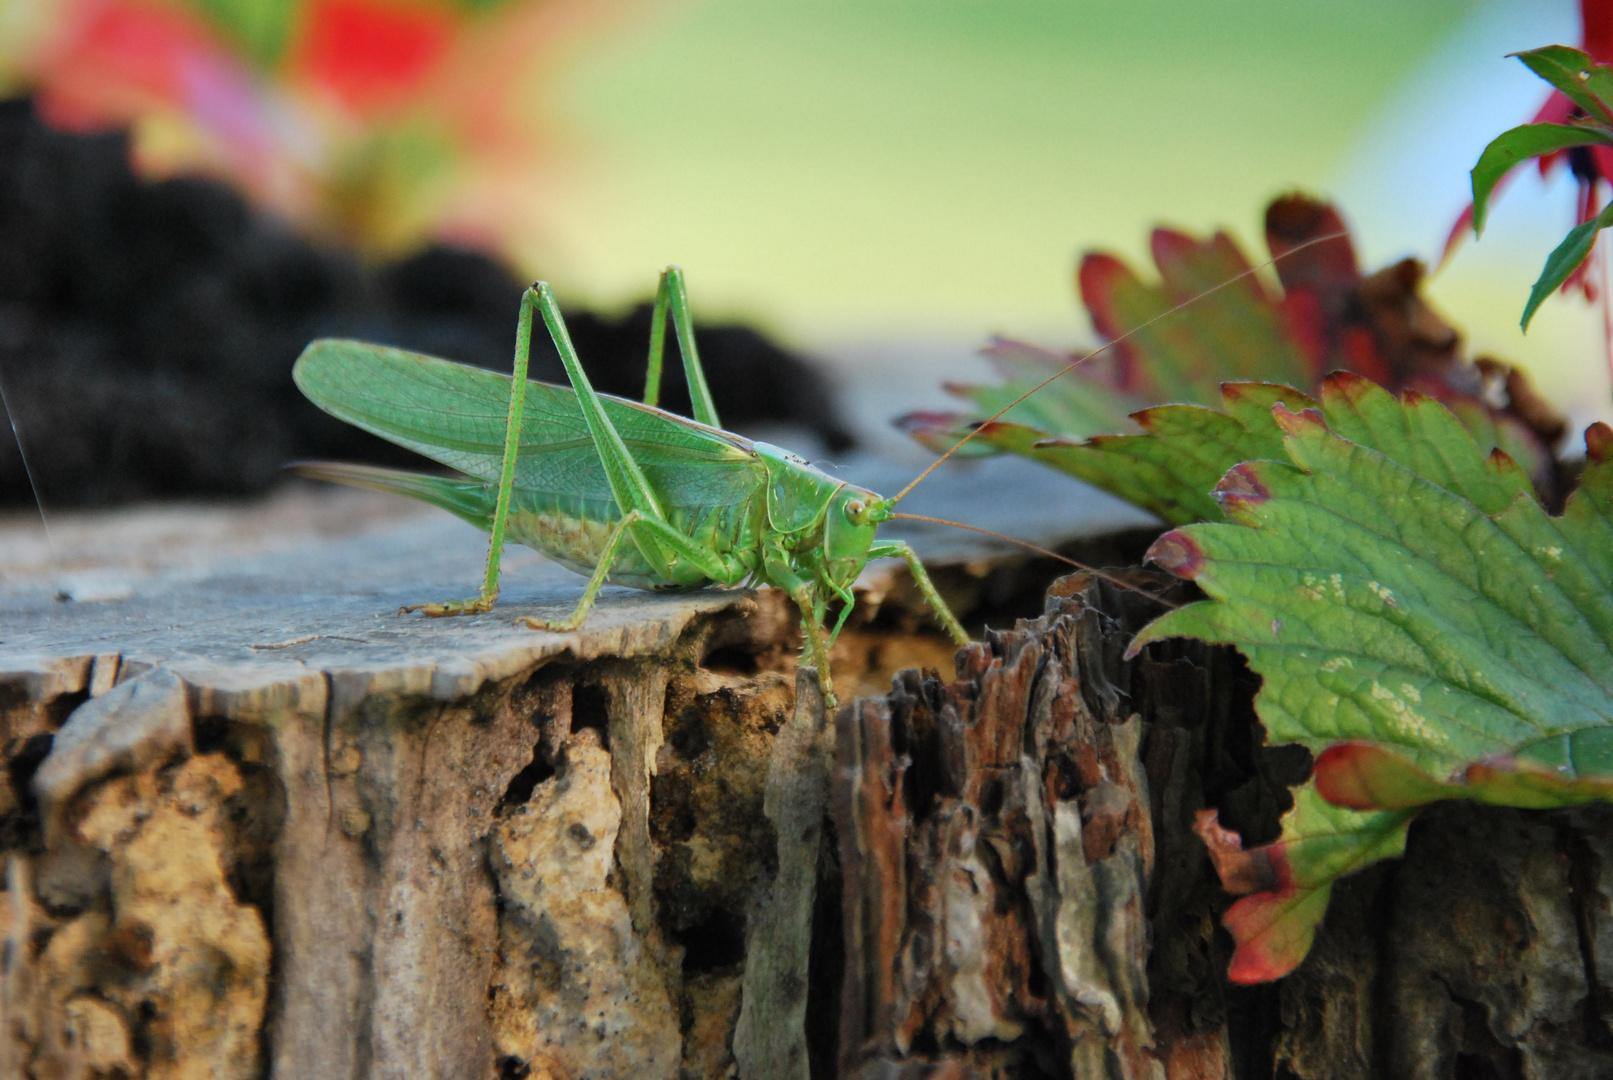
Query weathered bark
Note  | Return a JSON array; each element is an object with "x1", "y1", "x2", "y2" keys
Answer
[
  {"x1": 831, "y1": 571, "x2": 1239, "y2": 1078},
  {"x1": 5, "y1": 498, "x2": 1613, "y2": 1078},
  {"x1": 1270, "y1": 801, "x2": 1613, "y2": 1080},
  {"x1": 827, "y1": 573, "x2": 1613, "y2": 1080}
]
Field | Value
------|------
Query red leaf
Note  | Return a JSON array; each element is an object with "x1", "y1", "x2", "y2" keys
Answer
[
  {"x1": 1265, "y1": 195, "x2": 1358, "y2": 300},
  {"x1": 1192, "y1": 809, "x2": 1279, "y2": 895},
  {"x1": 1587, "y1": 420, "x2": 1613, "y2": 462},
  {"x1": 1584, "y1": 0, "x2": 1613, "y2": 63},
  {"x1": 1276, "y1": 290, "x2": 1329, "y2": 381},
  {"x1": 1143, "y1": 530, "x2": 1206, "y2": 578},
  {"x1": 1220, "y1": 885, "x2": 1324, "y2": 985},
  {"x1": 1312, "y1": 744, "x2": 1450, "y2": 811}
]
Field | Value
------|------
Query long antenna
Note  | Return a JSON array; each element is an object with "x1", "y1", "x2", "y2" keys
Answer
[
  {"x1": 888, "y1": 511, "x2": 1178, "y2": 610},
  {"x1": 888, "y1": 230, "x2": 1350, "y2": 506},
  {"x1": 0, "y1": 368, "x2": 56, "y2": 563}
]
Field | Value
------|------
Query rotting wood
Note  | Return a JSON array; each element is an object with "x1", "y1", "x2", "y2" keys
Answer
[
  {"x1": 832, "y1": 572, "x2": 1190, "y2": 1078},
  {"x1": 732, "y1": 666, "x2": 831, "y2": 1080},
  {"x1": 828, "y1": 572, "x2": 1613, "y2": 1080},
  {"x1": 0, "y1": 598, "x2": 823, "y2": 1078}
]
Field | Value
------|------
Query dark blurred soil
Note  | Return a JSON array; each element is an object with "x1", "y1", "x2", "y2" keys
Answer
[{"x1": 0, "y1": 97, "x2": 851, "y2": 508}]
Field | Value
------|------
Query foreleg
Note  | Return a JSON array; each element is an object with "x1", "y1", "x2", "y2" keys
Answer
[
  {"x1": 766, "y1": 561, "x2": 838, "y2": 709},
  {"x1": 868, "y1": 540, "x2": 969, "y2": 645}
]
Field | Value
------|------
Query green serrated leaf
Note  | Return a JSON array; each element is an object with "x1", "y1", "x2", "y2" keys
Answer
[
  {"x1": 1515, "y1": 45, "x2": 1613, "y2": 124},
  {"x1": 1472, "y1": 122, "x2": 1613, "y2": 234},
  {"x1": 1030, "y1": 383, "x2": 1309, "y2": 525},
  {"x1": 955, "y1": 373, "x2": 1145, "y2": 440},
  {"x1": 1522, "y1": 199, "x2": 1613, "y2": 330},
  {"x1": 1131, "y1": 376, "x2": 1613, "y2": 981}
]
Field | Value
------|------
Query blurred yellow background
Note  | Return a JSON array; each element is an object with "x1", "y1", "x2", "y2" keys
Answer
[{"x1": 531, "y1": 0, "x2": 1605, "y2": 429}]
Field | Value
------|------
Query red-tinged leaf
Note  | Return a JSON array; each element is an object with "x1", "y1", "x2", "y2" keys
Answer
[
  {"x1": 1193, "y1": 808, "x2": 1280, "y2": 895},
  {"x1": 1314, "y1": 742, "x2": 1613, "y2": 812},
  {"x1": 1026, "y1": 382, "x2": 1309, "y2": 525},
  {"x1": 959, "y1": 339, "x2": 1149, "y2": 438},
  {"x1": 1436, "y1": 395, "x2": 1558, "y2": 502},
  {"x1": 1080, "y1": 230, "x2": 1305, "y2": 401},
  {"x1": 1078, "y1": 252, "x2": 1153, "y2": 394},
  {"x1": 1441, "y1": 202, "x2": 1477, "y2": 266},
  {"x1": 1221, "y1": 888, "x2": 1332, "y2": 985},
  {"x1": 1143, "y1": 528, "x2": 1206, "y2": 578},
  {"x1": 892, "y1": 413, "x2": 1015, "y2": 459},
  {"x1": 1588, "y1": 0, "x2": 1613, "y2": 63},
  {"x1": 1275, "y1": 290, "x2": 1329, "y2": 377},
  {"x1": 1265, "y1": 195, "x2": 1358, "y2": 302},
  {"x1": 1588, "y1": 419, "x2": 1613, "y2": 462},
  {"x1": 1310, "y1": 743, "x2": 1457, "y2": 810},
  {"x1": 1151, "y1": 227, "x2": 1249, "y2": 300},
  {"x1": 1131, "y1": 382, "x2": 1613, "y2": 981},
  {"x1": 1193, "y1": 792, "x2": 1413, "y2": 983},
  {"x1": 979, "y1": 337, "x2": 1068, "y2": 380},
  {"x1": 901, "y1": 196, "x2": 1564, "y2": 518}
]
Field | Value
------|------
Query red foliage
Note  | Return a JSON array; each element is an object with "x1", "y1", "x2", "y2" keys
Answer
[{"x1": 1192, "y1": 809, "x2": 1305, "y2": 984}]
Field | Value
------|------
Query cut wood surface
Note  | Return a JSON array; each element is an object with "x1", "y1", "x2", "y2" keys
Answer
[{"x1": 1, "y1": 491, "x2": 747, "y2": 679}]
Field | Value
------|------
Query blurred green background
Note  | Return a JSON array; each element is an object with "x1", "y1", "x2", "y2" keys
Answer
[{"x1": 533, "y1": 0, "x2": 1604, "y2": 427}]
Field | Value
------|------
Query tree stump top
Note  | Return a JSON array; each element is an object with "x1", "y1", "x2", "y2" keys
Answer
[
  {"x1": 0, "y1": 490, "x2": 757, "y2": 706},
  {"x1": 0, "y1": 457, "x2": 1158, "y2": 702}
]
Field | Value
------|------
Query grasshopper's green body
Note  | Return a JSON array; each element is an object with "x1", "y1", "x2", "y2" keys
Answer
[{"x1": 293, "y1": 268, "x2": 966, "y2": 706}]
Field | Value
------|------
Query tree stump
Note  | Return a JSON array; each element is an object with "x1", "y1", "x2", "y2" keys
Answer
[
  {"x1": 0, "y1": 486, "x2": 1061, "y2": 1079},
  {"x1": 4, "y1": 493, "x2": 1612, "y2": 1079}
]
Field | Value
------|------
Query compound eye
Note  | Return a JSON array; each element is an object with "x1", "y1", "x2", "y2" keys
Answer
[{"x1": 844, "y1": 499, "x2": 866, "y2": 522}]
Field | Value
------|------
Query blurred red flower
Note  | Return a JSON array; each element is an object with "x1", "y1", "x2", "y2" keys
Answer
[{"x1": 0, "y1": 0, "x2": 613, "y2": 257}]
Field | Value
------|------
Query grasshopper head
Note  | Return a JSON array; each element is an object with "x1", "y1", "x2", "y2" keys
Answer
[
  {"x1": 753, "y1": 441, "x2": 890, "y2": 593},
  {"x1": 822, "y1": 487, "x2": 891, "y2": 591}
]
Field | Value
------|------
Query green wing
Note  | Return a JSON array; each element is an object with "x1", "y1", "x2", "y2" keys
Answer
[{"x1": 293, "y1": 339, "x2": 766, "y2": 511}]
